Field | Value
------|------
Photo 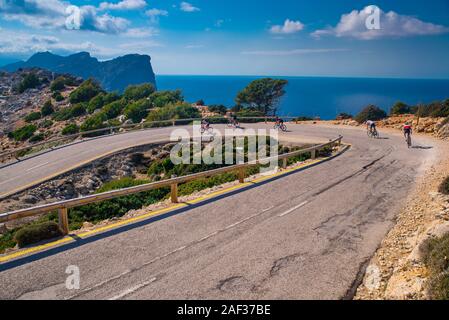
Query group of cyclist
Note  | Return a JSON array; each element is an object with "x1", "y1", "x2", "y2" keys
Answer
[
  {"x1": 201, "y1": 115, "x2": 287, "y2": 133},
  {"x1": 366, "y1": 119, "x2": 413, "y2": 147}
]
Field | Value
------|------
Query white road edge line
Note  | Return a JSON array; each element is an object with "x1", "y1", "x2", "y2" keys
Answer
[
  {"x1": 279, "y1": 201, "x2": 309, "y2": 217},
  {"x1": 108, "y1": 277, "x2": 157, "y2": 300},
  {"x1": 26, "y1": 161, "x2": 49, "y2": 172}
]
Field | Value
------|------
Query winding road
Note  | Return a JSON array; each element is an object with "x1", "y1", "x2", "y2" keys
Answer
[{"x1": 0, "y1": 123, "x2": 439, "y2": 300}]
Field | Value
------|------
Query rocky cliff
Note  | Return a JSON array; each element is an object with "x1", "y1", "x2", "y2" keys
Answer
[{"x1": 1, "y1": 52, "x2": 157, "y2": 93}]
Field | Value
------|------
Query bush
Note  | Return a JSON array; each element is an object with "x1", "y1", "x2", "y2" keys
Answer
[
  {"x1": 52, "y1": 91, "x2": 64, "y2": 102},
  {"x1": 0, "y1": 229, "x2": 17, "y2": 254},
  {"x1": 52, "y1": 104, "x2": 86, "y2": 121},
  {"x1": 150, "y1": 90, "x2": 183, "y2": 108},
  {"x1": 390, "y1": 101, "x2": 411, "y2": 115},
  {"x1": 41, "y1": 100, "x2": 55, "y2": 116},
  {"x1": 336, "y1": 113, "x2": 353, "y2": 120},
  {"x1": 62, "y1": 123, "x2": 79, "y2": 135},
  {"x1": 416, "y1": 100, "x2": 449, "y2": 118},
  {"x1": 80, "y1": 112, "x2": 108, "y2": 133},
  {"x1": 40, "y1": 119, "x2": 54, "y2": 128},
  {"x1": 209, "y1": 105, "x2": 228, "y2": 115},
  {"x1": 439, "y1": 176, "x2": 449, "y2": 195},
  {"x1": 17, "y1": 73, "x2": 40, "y2": 93},
  {"x1": 9, "y1": 124, "x2": 37, "y2": 141},
  {"x1": 124, "y1": 83, "x2": 155, "y2": 101},
  {"x1": 50, "y1": 76, "x2": 66, "y2": 92},
  {"x1": 29, "y1": 133, "x2": 45, "y2": 143},
  {"x1": 69, "y1": 79, "x2": 103, "y2": 104},
  {"x1": 420, "y1": 233, "x2": 449, "y2": 299},
  {"x1": 24, "y1": 111, "x2": 42, "y2": 123},
  {"x1": 87, "y1": 93, "x2": 105, "y2": 114},
  {"x1": 102, "y1": 99, "x2": 127, "y2": 120},
  {"x1": 147, "y1": 103, "x2": 200, "y2": 122},
  {"x1": 124, "y1": 99, "x2": 151, "y2": 123},
  {"x1": 355, "y1": 105, "x2": 387, "y2": 123},
  {"x1": 14, "y1": 221, "x2": 63, "y2": 248}
]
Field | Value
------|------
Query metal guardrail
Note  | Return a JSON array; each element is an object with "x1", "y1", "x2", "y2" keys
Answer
[
  {"x1": 0, "y1": 135, "x2": 343, "y2": 234},
  {"x1": 0, "y1": 116, "x2": 301, "y2": 163}
]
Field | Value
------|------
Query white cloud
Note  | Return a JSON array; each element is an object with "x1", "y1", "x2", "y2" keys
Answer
[
  {"x1": 241, "y1": 48, "x2": 348, "y2": 56},
  {"x1": 180, "y1": 2, "x2": 199, "y2": 13},
  {"x1": 185, "y1": 44, "x2": 204, "y2": 49},
  {"x1": 0, "y1": 0, "x2": 66, "y2": 28},
  {"x1": 0, "y1": 1, "x2": 132, "y2": 34},
  {"x1": 78, "y1": 5, "x2": 130, "y2": 34},
  {"x1": 312, "y1": 5, "x2": 449, "y2": 40},
  {"x1": 99, "y1": 0, "x2": 147, "y2": 11},
  {"x1": 124, "y1": 27, "x2": 158, "y2": 38},
  {"x1": 270, "y1": 19, "x2": 304, "y2": 34},
  {"x1": 146, "y1": 8, "x2": 168, "y2": 23},
  {"x1": 215, "y1": 19, "x2": 224, "y2": 27}
]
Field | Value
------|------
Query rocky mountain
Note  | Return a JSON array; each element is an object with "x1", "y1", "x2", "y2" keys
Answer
[{"x1": 1, "y1": 52, "x2": 157, "y2": 93}]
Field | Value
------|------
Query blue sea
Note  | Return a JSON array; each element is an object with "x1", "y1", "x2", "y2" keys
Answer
[{"x1": 157, "y1": 75, "x2": 449, "y2": 120}]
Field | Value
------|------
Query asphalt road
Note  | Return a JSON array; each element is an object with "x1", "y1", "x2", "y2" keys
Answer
[{"x1": 0, "y1": 123, "x2": 439, "y2": 300}]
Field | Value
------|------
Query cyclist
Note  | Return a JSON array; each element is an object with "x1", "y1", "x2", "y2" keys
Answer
[
  {"x1": 403, "y1": 122, "x2": 412, "y2": 145},
  {"x1": 275, "y1": 116, "x2": 284, "y2": 127},
  {"x1": 228, "y1": 113, "x2": 239, "y2": 127},
  {"x1": 366, "y1": 120, "x2": 376, "y2": 134}
]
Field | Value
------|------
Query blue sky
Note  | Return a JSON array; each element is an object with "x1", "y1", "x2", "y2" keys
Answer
[{"x1": 1, "y1": 0, "x2": 449, "y2": 78}]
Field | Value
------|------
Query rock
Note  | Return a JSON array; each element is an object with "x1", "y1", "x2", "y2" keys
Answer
[
  {"x1": 0, "y1": 223, "x2": 7, "y2": 235},
  {"x1": 22, "y1": 195, "x2": 39, "y2": 204},
  {"x1": 82, "y1": 222, "x2": 94, "y2": 229}
]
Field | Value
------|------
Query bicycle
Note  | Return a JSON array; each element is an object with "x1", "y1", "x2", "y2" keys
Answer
[
  {"x1": 367, "y1": 128, "x2": 379, "y2": 139},
  {"x1": 405, "y1": 132, "x2": 412, "y2": 148},
  {"x1": 274, "y1": 122, "x2": 287, "y2": 132},
  {"x1": 201, "y1": 124, "x2": 213, "y2": 134}
]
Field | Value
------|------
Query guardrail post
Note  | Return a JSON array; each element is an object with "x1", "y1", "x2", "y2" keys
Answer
[
  {"x1": 311, "y1": 149, "x2": 317, "y2": 159},
  {"x1": 282, "y1": 158, "x2": 288, "y2": 169},
  {"x1": 171, "y1": 183, "x2": 178, "y2": 203},
  {"x1": 238, "y1": 167, "x2": 245, "y2": 183},
  {"x1": 58, "y1": 208, "x2": 69, "y2": 235},
  {"x1": 172, "y1": 120, "x2": 176, "y2": 127},
  {"x1": 264, "y1": 117, "x2": 267, "y2": 124}
]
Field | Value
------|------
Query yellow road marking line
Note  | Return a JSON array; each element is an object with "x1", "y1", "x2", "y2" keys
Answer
[{"x1": 0, "y1": 145, "x2": 349, "y2": 264}]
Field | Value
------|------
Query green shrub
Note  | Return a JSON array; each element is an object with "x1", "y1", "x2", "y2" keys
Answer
[
  {"x1": 147, "y1": 103, "x2": 200, "y2": 122},
  {"x1": 41, "y1": 100, "x2": 55, "y2": 116},
  {"x1": 124, "y1": 99, "x2": 151, "y2": 123},
  {"x1": 14, "y1": 221, "x2": 63, "y2": 248},
  {"x1": 390, "y1": 101, "x2": 411, "y2": 115},
  {"x1": 355, "y1": 105, "x2": 387, "y2": 123},
  {"x1": 40, "y1": 119, "x2": 54, "y2": 128},
  {"x1": 69, "y1": 79, "x2": 103, "y2": 104},
  {"x1": 62, "y1": 123, "x2": 79, "y2": 135},
  {"x1": 17, "y1": 73, "x2": 40, "y2": 93},
  {"x1": 336, "y1": 113, "x2": 353, "y2": 120},
  {"x1": 208, "y1": 105, "x2": 228, "y2": 115},
  {"x1": 50, "y1": 76, "x2": 66, "y2": 92},
  {"x1": 150, "y1": 90, "x2": 183, "y2": 108},
  {"x1": 9, "y1": 124, "x2": 37, "y2": 141},
  {"x1": 29, "y1": 133, "x2": 45, "y2": 143},
  {"x1": 421, "y1": 233, "x2": 449, "y2": 299},
  {"x1": 80, "y1": 112, "x2": 108, "y2": 134},
  {"x1": 439, "y1": 176, "x2": 449, "y2": 195},
  {"x1": 52, "y1": 91, "x2": 64, "y2": 102},
  {"x1": 102, "y1": 99, "x2": 127, "y2": 120},
  {"x1": 24, "y1": 112, "x2": 42, "y2": 123},
  {"x1": 0, "y1": 229, "x2": 17, "y2": 254},
  {"x1": 87, "y1": 93, "x2": 105, "y2": 114},
  {"x1": 52, "y1": 104, "x2": 86, "y2": 121},
  {"x1": 124, "y1": 83, "x2": 155, "y2": 101}
]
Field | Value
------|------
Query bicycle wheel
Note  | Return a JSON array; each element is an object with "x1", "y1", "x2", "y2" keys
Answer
[
  {"x1": 281, "y1": 124, "x2": 287, "y2": 132},
  {"x1": 407, "y1": 135, "x2": 412, "y2": 148}
]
